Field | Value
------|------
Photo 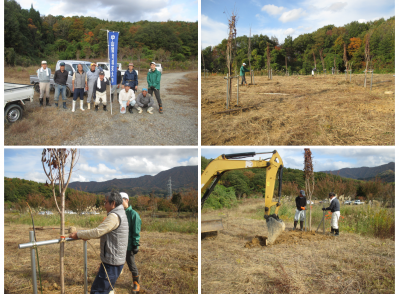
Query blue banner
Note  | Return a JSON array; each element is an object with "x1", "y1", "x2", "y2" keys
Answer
[{"x1": 108, "y1": 31, "x2": 119, "y2": 85}]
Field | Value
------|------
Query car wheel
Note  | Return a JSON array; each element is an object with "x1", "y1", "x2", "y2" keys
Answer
[
  {"x1": 34, "y1": 83, "x2": 40, "y2": 93},
  {"x1": 66, "y1": 87, "x2": 72, "y2": 97},
  {"x1": 5, "y1": 104, "x2": 23, "y2": 123}
]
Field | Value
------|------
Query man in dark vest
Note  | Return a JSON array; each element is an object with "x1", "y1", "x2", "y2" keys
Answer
[{"x1": 69, "y1": 192, "x2": 128, "y2": 293}]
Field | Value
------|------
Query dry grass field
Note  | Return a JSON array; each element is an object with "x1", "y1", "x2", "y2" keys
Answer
[
  {"x1": 201, "y1": 199, "x2": 395, "y2": 294},
  {"x1": 201, "y1": 74, "x2": 395, "y2": 145},
  {"x1": 4, "y1": 214, "x2": 198, "y2": 294}
]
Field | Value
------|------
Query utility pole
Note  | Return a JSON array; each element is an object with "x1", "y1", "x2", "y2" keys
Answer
[{"x1": 167, "y1": 176, "x2": 172, "y2": 199}]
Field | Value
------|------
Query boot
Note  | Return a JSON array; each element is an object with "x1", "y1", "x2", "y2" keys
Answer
[
  {"x1": 137, "y1": 107, "x2": 143, "y2": 114},
  {"x1": 159, "y1": 105, "x2": 163, "y2": 114},
  {"x1": 39, "y1": 98, "x2": 43, "y2": 106},
  {"x1": 128, "y1": 105, "x2": 133, "y2": 113},
  {"x1": 293, "y1": 221, "x2": 297, "y2": 230},
  {"x1": 87, "y1": 103, "x2": 91, "y2": 110},
  {"x1": 103, "y1": 105, "x2": 107, "y2": 111},
  {"x1": 55, "y1": 102, "x2": 58, "y2": 107},
  {"x1": 132, "y1": 275, "x2": 140, "y2": 293},
  {"x1": 63, "y1": 102, "x2": 67, "y2": 109},
  {"x1": 147, "y1": 107, "x2": 154, "y2": 114},
  {"x1": 80, "y1": 100, "x2": 85, "y2": 111},
  {"x1": 95, "y1": 105, "x2": 99, "y2": 112},
  {"x1": 335, "y1": 229, "x2": 339, "y2": 236},
  {"x1": 300, "y1": 221, "x2": 304, "y2": 231},
  {"x1": 330, "y1": 227, "x2": 335, "y2": 235},
  {"x1": 72, "y1": 101, "x2": 76, "y2": 112},
  {"x1": 46, "y1": 98, "x2": 51, "y2": 106}
]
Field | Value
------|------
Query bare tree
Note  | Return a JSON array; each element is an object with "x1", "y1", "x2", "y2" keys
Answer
[
  {"x1": 364, "y1": 34, "x2": 371, "y2": 87},
  {"x1": 41, "y1": 149, "x2": 79, "y2": 294},
  {"x1": 304, "y1": 149, "x2": 314, "y2": 231}
]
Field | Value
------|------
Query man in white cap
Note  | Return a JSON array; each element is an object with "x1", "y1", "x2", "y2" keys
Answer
[
  {"x1": 240, "y1": 62, "x2": 250, "y2": 85},
  {"x1": 322, "y1": 192, "x2": 340, "y2": 236},
  {"x1": 37, "y1": 61, "x2": 51, "y2": 106},
  {"x1": 119, "y1": 83, "x2": 136, "y2": 114},
  {"x1": 147, "y1": 61, "x2": 162, "y2": 114},
  {"x1": 293, "y1": 190, "x2": 307, "y2": 231},
  {"x1": 120, "y1": 192, "x2": 142, "y2": 293},
  {"x1": 135, "y1": 88, "x2": 155, "y2": 114}
]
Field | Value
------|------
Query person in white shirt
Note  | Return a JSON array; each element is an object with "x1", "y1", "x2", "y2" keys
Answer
[{"x1": 119, "y1": 82, "x2": 136, "y2": 114}]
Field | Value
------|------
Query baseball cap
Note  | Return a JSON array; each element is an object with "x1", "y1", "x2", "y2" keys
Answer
[
  {"x1": 299, "y1": 190, "x2": 305, "y2": 196},
  {"x1": 150, "y1": 62, "x2": 156, "y2": 65},
  {"x1": 243, "y1": 63, "x2": 246, "y2": 65},
  {"x1": 42, "y1": 61, "x2": 47, "y2": 64},
  {"x1": 129, "y1": 63, "x2": 134, "y2": 66},
  {"x1": 91, "y1": 63, "x2": 96, "y2": 66},
  {"x1": 99, "y1": 71, "x2": 105, "y2": 75},
  {"x1": 142, "y1": 88, "x2": 148, "y2": 91},
  {"x1": 60, "y1": 62, "x2": 65, "y2": 66},
  {"x1": 125, "y1": 82, "x2": 130, "y2": 87},
  {"x1": 120, "y1": 192, "x2": 129, "y2": 200}
]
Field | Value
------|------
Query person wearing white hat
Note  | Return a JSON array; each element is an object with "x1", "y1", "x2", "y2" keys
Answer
[
  {"x1": 147, "y1": 61, "x2": 163, "y2": 113},
  {"x1": 121, "y1": 192, "x2": 142, "y2": 293},
  {"x1": 240, "y1": 62, "x2": 250, "y2": 85},
  {"x1": 37, "y1": 61, "x2": 51, "y2": 106}
]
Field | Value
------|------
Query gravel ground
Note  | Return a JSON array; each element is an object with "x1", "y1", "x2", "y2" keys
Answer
[{"x1": 7, "y1": 71, "x2": 198, "y2": 146}]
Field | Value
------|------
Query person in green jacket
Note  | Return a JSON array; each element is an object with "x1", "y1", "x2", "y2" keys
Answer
[
  {"x1": 147, "y1": 61, "x2": 163, "y2": 114},
  {"x1": 121, "y1": 192, "x2": 142, "y2": 293},
  {"x1": 240, "y1": 62, "x2": 250, "y2": 85}
]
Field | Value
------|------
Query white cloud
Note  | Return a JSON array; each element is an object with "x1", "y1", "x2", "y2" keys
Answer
[
  {"x1": 78, "y1": 163, "x2": 118, "y2": 175},
  {"x1": 279, "y1": 8, "x2": 307, "y2": 23},
  {"x1": 328, "y1": 2, "x2": 347, "y2": 12},
  {"x1": 358, "y1": 19, "x2": 367, "y2": 23},
  {"x1": 261, "y1": 4, "x2": 285, "y2": 16},
  {"x1": 201, "y1": 14, "x2": 228, "y2": 48},
  {"x1": 284, "y1": 28, "x2": 295, "y2": 35}
]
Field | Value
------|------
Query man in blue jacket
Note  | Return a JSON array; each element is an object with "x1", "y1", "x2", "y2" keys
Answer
[{"x1": 123, "y1": 63, "x2": 138, "y2": 93}]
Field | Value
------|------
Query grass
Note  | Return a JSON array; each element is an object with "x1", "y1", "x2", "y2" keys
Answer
[
  {"x1": 4, "y1": 211, "x2": 198, "y2": 293},
  {"x1": 201, "y1": 74, "x2": 395, "y2": 145},
  {"x1": 201, "y1": 198, "x2": 395, "y2": 294}
]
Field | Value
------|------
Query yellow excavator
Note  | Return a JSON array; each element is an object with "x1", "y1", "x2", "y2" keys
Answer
[{"x1": 201, "y1": 150, "x2": 286, "y2": 244}]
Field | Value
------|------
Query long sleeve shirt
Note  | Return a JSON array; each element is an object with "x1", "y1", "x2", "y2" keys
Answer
[
  {"x1": 295, "y1": 196, "x2": 307, "y2": 210},
  {"x1": 240, "y1": 66, "x2": 250, "y2": 76},
  {"x1": 136, "y1": 93, "x2": 155, "y2": 108},
  {"x1": 125, "y1": 206, "x2": 141, "y2": 250},
  {"x1": 119, "y1": 89, "x2": 135, "y2": 106},
  {"x1": 147, "y1": 69, "x2": 161, "y2": 90},
  {"x1": 123, "y1": 70, "x2": 138, "y2": 88},
  {"x1": 53, "y1": 70, "x2": 69, "y2": 85},
  {"x1": 77, "y1": 213, "x2": 120, "y2": 240},
  {"x1": 325, "y1": 197, "x2": 340, "y2": 212},
  {"x1": 117, "y1": 70, "x2": 122, "y2": 85}
]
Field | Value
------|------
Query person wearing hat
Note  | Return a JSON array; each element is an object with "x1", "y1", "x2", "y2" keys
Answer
[
  {"x1": 135, "y1": 88, "x2": 155, "y2": 114},
  {"x1": 294, "y1": 190, "x2": 307, "y2": 231},
  {"x1": 119, "y1": 83, "x2": 136, "y2": 114},
  {"x1": 86, "y1": 63, "x2": 100, "y2": 110},
  {"x1": 37, "y1": 61, "x2": 51, "y2": 106},
  {"x1": 111, "y1": 65, "x2": 122, "y2": 103},
  {"x1": 322, "y1": 192, "x2": 340, "y2": 236},
  {"x1": 122, "y1": 63, "x2": 138, "y2": 93},
  {"x1": 240, "y1": 62, "x2": 250, "y2": 85},
  {"x1": 121, "y1": 192, "x2": 142, "y2": 293},
  {"x1": 72, "y1": 63, "x2": 88, "y2": 112},
  {"x1": 147, "y1": 61, "x2": 162, "y2": 113},
  {"x1": 93, "y1": 71, "x2": 109, "y2": 111},
  {"x1": 53, "y1": 62, "x2": 69, "y2": 109}
]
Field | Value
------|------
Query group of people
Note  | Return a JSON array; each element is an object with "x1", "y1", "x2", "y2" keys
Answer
[
  {"x1": 69, "y1": 191, "x2": 141, "y2": 294},
  {"x1": 294, "y1": 190, "x2": 340, "y2": 236},
  {"x1": 37, "y1": 60, "x2": 163, "y2": 114}
]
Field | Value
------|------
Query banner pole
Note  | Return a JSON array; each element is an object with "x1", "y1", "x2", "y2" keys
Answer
[{"x1": 108, "y1": 30, "x2": 112, "y2": 115}]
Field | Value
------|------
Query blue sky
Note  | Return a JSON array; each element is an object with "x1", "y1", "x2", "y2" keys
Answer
[
  {"x1": 16, "y1": 0, "x2": 198, "y2": 22},
  {"x1": 201, "y1": 0, "x2": 395, "y2": 48},
  {"x1": 201, "y1": 147, "x2": 395, "y2": 172},
  {"x1": 4, "y1": 148, "x2": 198, "y2": 183}
]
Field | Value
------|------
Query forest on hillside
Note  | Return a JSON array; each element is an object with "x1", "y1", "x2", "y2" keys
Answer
[
  {"x1": 4, "y1": 0, "x2": 198, "y2": 66},
  {"x1": 202, "y1": 17, "x2": 394, "y2": 75},
  {"x1": 201, "y1": 156, "x2": 395, "y2": 209}
]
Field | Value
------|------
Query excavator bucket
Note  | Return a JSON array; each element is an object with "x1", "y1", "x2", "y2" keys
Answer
[
  {"x1": 201, "y1": 219, "x2": 224, "y2": 233},
  {"x1": 265, "y1": 217, "x2": 285, "y2": 244}
]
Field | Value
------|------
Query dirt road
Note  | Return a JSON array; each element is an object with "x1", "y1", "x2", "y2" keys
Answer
[{"x1": 5, "y1": 71, "x2": 198, "y2": 146}]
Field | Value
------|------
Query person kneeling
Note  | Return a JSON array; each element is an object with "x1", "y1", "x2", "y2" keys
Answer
[
  {"x1": 119, "y1": 83, "x2": 136, "y2": 114},
  {"x1": 134, "y1": 88, "x2": 155, "y2": 114}
]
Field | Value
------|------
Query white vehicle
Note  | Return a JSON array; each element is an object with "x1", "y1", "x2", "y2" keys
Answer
[
  {"x1": 97, "y1": 62, "x2": 136, "y2": 78},
  {"x1": 344, "y1": 200, "x2": 352, "y2": 205},
  {"x1": 353, "y1": 200, "x2": 365, "y2": 205},
  {"x1": 4, "y1": 83, "x2": 34, "y2": 123},
  {"x1": 148, "y1": 63, "x2": 162, "y2": 73}
]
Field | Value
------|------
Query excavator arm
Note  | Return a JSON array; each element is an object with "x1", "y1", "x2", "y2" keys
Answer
[{"x1": 201, "y1": 150, "x2": 286, "y2": 244}]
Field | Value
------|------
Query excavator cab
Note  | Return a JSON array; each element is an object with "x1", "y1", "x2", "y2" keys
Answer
[{"x1": 201, "y1": 151, "x2": 285, "y2": 244}]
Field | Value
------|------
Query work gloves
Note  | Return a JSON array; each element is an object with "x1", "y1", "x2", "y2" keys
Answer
[{"x1": 301, "y1": 207, "x2": 305, "y2": 210}]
